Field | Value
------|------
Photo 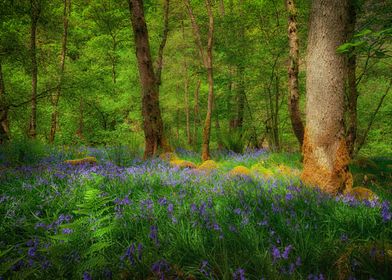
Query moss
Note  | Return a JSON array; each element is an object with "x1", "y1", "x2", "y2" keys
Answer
[
  {"x1": 64, "y1": 156, "x2": 97, "y2": 166},
  {"x1": 228, "y1": 166, "x2": 252, "y2": 177},
  {"x1": 250, "y1": 163, "x2": 274, "y2": 178},
  {"x1": 159, "y1": 152, "x2": 178, "y2": 162},
  {"x1": 348, "y1": 187, "x2": 377, "y2": 201},
  {"x1": 170, "y1": 159, "x2": 197, "y2": 169},
  {"x1": 198, "y1": 160, "x2": 218, "y2": 171}
]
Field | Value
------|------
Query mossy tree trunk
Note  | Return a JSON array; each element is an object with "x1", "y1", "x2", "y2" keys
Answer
[
  {"x1": 128, "y1": 0, "x2": 171, "y2": 159},
  {"x1": 286, "y1": 0, "x2": 304, "y2": 149},
  {"x1": 301, "y1": 0, "x2": 353, "y2": 195}
]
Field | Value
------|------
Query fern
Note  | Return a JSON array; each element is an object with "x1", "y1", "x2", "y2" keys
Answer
[{"x1": 50, "y1": 174, "x2": 115, "y2": 278}]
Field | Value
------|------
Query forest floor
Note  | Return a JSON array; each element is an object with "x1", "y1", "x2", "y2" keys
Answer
[{"x1": 0, "y1": 146, "x2": 391, "y2": 279}]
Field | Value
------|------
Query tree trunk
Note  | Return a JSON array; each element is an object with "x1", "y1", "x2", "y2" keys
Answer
[
  {"x1": 193, "y1": 79, "x2": 201, "y2": 147},
  {"x1": 28, "y1": 0, "x2": 40, "y2": 139},
  {"x1": 128, "y1": 0, "x2": 170, "y2": 159},
  {"x1": 201, "y1": 0, "x2": 214, "y2": 161},
  {"x1": 184, "y1": 0, "x2": 214, "y2": 161},
  {"x1": 182, "y1": 21, "x2": 192, "y2": 145},
  {"x1": 286, "y1": 0, "x2": 304, "y2": 149},
  {"x1": 76, "y1": 98, "x2": 84, "y2": 140},
  {"x1": 301, "y1": 0, "x2": 352, "y2": 195},
  {"x1": 49, "y1": 0, "x2": 71, "y2": 144},
  {"x1": 236, "y1": 65, "x2": 245, "y2": 130},
  {"x1": 0, "y1": 62, "x2": 10, "y2": 144},
  {"x1": 346, "y1": 5, "x2": 357, "y2": 157},
  {"x1": 154, "y1": 0, "x2": 170, "y2": 87}
]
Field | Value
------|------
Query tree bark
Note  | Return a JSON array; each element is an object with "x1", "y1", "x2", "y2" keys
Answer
[
  {"x1": 301, "y1": 0, "x2": 352, "y2": 195},
  {"x1": 182, "y1": 21, "x2": 192, "y2": 145},
  {"x1": 0, "y1": 62, "x2": 10, "y2": 144},
  {"x1": 154, "y1": 0, "x2": 170, "y2": 87},
  {"x1": 201, "y1": 0, "x2": 214, "y2": 161},
  {"x1": 128, "y1": 0, "x2": 170, "y2": 159},
  {"x1": 76, "y1": 98, "x2": 84, "y2": 140},
  {"x1": 236, "y1": 65, "x2": 246, "y2": 130},
  {"x1": 184, "y1": 0, "x2": 214, "y2": 161},
  {"x1": 49, "y1": 0, "x2": 71, "y2": 144},
  {"x1": 286, "y1": 0, "x2": 304, "y2": 149},
  {"x1": 193, "y1": 79, "x2": 201, "y2": 146},
  {"x1": 28, "y1": 0, "x2": 40, "y2": 139},
  {"x1": 346, "y1": 4, "x2": 357, "y2": 157}
]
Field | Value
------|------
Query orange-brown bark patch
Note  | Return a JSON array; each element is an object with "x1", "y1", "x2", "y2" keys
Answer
[{"x1": 301, "y1": 129, "x2": 353, "y2": 195}]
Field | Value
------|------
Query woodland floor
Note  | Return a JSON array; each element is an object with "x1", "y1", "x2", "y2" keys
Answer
[{"x1": 0, "y1": 147, "x2": 391, "y2": 279}]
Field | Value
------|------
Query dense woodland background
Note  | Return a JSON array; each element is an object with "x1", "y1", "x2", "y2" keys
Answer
[{"x1": 0, "y1": 0, "x2": 391, "y2": 156}]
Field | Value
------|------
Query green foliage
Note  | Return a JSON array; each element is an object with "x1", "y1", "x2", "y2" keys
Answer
[{"x1": 0, "y1": 138, "x2": 47, "y2": 165}]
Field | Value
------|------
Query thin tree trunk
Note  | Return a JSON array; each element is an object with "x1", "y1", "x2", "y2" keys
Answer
[
  {"x1": 236, "y1": 65, "x2": 246, "y2": 130},
  {"x1": 0, "y1": 62, "x2": 10, "y2": 144},
  {"x1": 28, "y1": 0, "x2": 40, "y2": 139},
  {"x1": 286, "y1": 0, "x2": 304, "y2": 148},
  {"x1": 49, "y1": 0, "x2": 71, "y2": 144},
  {"x1": 128, "y1": 0, "x2": 170, "y2": 159},
  {"x1": 76, "y1": 98, "x2": 84, "y2": 139},
  {"x1": 109, "y1": 34, "x2": 117, "y2": 85},
  {"x1": 219, "y1": 0, "x2": 225, "y2": 16},
  {"x1": 193, "y1": 79, "x2": 201, "y2": 146},
  {"x1": 184, "y1": 0, "x2": 214, "y2": 161},
  {"x1": 182, "y1": 21, "x2": 191, "y2": 145},
  {"x1": 301, "y1": 0, "x2": 352, "y2": 195},
  {"x1": 214, "y1": 97, "x2": 223, "y2": 150},
  {"x1": 346, "y1": 5, "x2": 357, "y2": 157},
  {"x1": 273, "y1": 74, "x2": 280, "y2": 151},
  {"x1": 355, "y1": 79, "x2": 392, "y2": 155},
  {"x1": 201, "y1": 0, "x2": 214, "y2": 161},
  {"x1": 155, "y1": 0, "x2": 170, "y2": 87}
]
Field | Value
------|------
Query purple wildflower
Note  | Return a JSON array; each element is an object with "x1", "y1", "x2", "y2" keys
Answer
[
  {"x1": 233, "y1": 268, "x2": 246, "y2": 280},
  {"x1": 271, "y1": 246, "x2": 281, "y2": 262},
  {"x1": 83, "y1": 272, "x2": 92, "y2": 280},
  {"x1": 190, "y1": 203, "x2": 197, "y2": 213},
  {"x1": 62, "y1": 228, "x2": 73, "y2": 234},
  {"x1": 149, "y1": 225, "x2": 159, "y2": 246},
  {"x1": 282, "y1": 245, "x2": 293, "y2": 259},
  {"x1": 200, "y1": 260, "x2": 210, "y2": 277},
  {"x1": 295, "y1": 256, "x2": 302, "y2": 266},
  {"x1": 137, "y1": 243, "x2": 143, "y2": 261},
  {"x1": 167, "y1": 203, "x2": 174, "y2": 214},
  {"x1": 381, "y1": 201, "x2": 391, "y2": 222}
]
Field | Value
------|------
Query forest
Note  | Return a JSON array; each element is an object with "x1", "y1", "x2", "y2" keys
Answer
[{"x1": 0, "y1": 0, "x2": 391, "y2": 279}]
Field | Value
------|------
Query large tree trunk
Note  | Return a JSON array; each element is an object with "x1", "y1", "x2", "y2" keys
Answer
[
  {"x1": 301, "y1": 0, "x2": 352, "y2": 195},
  {"x1": 0, "y1": 62, "x2": 10, "y2": 144},
  {"x1": 28, "y1": 0, "x2": 40, "y2": 139},
  {"x1": 128, "y1": 0, "x2": 170, "y2": 159},
  {"x1": 346, "y1": 5, "x2": 357, "y2": 157},
  {"x1": 286, "y1": 0, "x2": 304, "y2": 148},
  {"x1": 49, "y1": 0, "x2": 71, "y2": 144}
]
